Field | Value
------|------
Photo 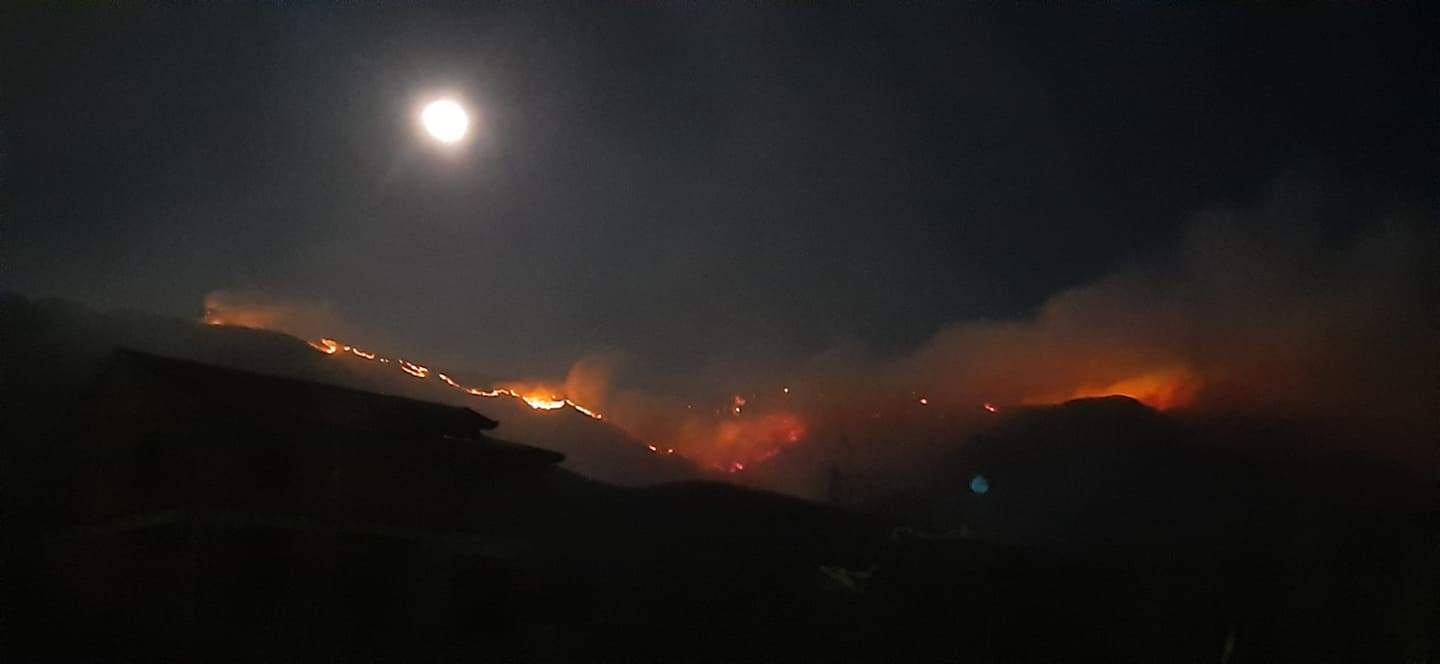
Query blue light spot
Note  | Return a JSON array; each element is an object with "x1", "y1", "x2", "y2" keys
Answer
[{"x1": 969, "y1": 474, "x2": 989, "y2": 494}]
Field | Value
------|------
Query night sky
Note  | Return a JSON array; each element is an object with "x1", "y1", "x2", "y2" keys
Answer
[{"x1": 4, "y1": 3, "x2": 1434, "y2": 393}]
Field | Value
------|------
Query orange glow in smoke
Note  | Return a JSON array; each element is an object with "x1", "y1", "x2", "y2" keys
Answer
[
  {"x1": 202, "y1": 307, "x2": 284, "y2": 331},
  {"x1": 698, "y1": 411, "x2": 807, "y2": 471},
  {"x1": 1027, "y1": 367, "x2": 1199, "y2": 411}
]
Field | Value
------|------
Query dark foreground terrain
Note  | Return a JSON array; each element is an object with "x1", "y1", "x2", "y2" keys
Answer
[{"x1": 2, "y1": 293, "x2": 1435, "y2": 662}]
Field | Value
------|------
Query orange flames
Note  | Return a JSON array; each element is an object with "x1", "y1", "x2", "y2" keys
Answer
[
  {"x1": 308, "y1": 338, "x2": 339, "y2": 354},
  {"x1": 306, "y1": 336, "x2": 606, "y2": 420},
  {"x1": 698, "y1": 411, "x2": 807, "y2": 473}
]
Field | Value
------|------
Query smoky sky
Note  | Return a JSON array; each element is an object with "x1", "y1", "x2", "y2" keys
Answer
[{"x1": 3, "y1": 4, "x2": 1434, "y2": 394}]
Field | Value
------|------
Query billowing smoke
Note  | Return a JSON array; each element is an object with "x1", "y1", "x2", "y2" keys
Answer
[
  {"x1": 899, "y1": 207, "x2": 1435, "y2": 452},
  {"x1": 740, "y1": 194, "x2": 1436, "y2": 498},
  {"x1": 558, "y1": 352, "x2": 622, "y2": 415}
]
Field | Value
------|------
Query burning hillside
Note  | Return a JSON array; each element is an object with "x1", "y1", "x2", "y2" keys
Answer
[
  {"x1": 194, "y1": 305, "x2": 1212, "y2": 485},
  {"x1": 202, "y1": 305, "x2": 812, "y2": 474},
  {"x1": 203, "y1": 301, "x2": 1195, "y2": 480},
  {"x1": 197, "y1": 209, "x2": 1435, "y2": 487}
]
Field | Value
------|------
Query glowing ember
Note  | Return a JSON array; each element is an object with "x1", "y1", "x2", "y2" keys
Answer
[
  {"x1": 918, "y1": 397, "x2": 929, "y2": 405},
  {"x1": 568, "y1": 402, "x2": 603, "y2": 420},
  {"x1": 983, "y1": 402, "x2": 998, "y2": 413}
]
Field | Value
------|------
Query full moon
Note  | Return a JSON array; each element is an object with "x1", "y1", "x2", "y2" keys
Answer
[{"x1": 420, "y1": 99, "x2": 469, "y2": 143}]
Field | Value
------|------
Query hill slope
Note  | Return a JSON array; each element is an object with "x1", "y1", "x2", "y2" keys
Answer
[{"x1": 0, "y1": 291, "x2": 700, "y2": 486}]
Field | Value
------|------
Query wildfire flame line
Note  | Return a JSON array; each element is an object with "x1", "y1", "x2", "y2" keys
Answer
[
  {"x1": 293, "y1": 335, "x2": 713, "y2": 469},
  {"x1": 307, "y1": 337, "x2": 604, "y2": 419}
]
